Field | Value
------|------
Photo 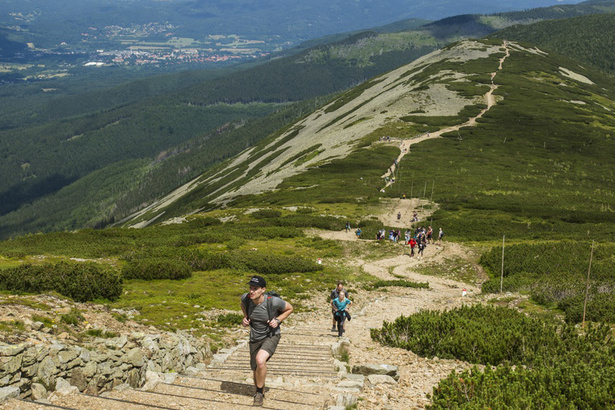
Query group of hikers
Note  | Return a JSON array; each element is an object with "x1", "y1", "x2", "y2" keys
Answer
[
  {"x1": 241, "y1": 277, "x2": 352, "y2": 406},
  {"x1": 241, "y1": 211, "x2": 445, "y2": 405},
  {"x1": 407, "y1": 225, "x2": 444, "y2": 258}
]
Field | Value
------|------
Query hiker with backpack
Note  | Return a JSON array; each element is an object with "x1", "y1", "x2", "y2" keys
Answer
[
  {"x1": 409, "y1": 237, "x2": 417, "y2": 257},
  {"x1": 241, "y1": 275, "x2": 293, "y2": 406},
  {"x1": 330, "y1": 281, "x2": 349, "y2": 332},
  {"x1": 418, "y1": 236, "x2": 427, "y2": 258},
  {"x1": 331, "y1": 290, "x2": 352, "y2": 337}
]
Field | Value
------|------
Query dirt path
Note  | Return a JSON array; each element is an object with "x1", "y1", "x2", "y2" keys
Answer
[
  {"x1": 305, "y1": 226, "x2": 480, "y2": 408},
  {"x1": 382, "y1": 41, "x2": 510, "y2": 191}
]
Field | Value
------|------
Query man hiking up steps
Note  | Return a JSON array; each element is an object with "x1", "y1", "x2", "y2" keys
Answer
[{"x1": 241, "y1": 275, "x2": 293, "y2": 406}]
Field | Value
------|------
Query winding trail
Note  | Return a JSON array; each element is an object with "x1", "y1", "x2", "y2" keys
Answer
[
  {"x1": 382, "y1": 42, "x2": 510, "y2": 190},
  {"x1": 307, "y1": 224, "x2": 482, "y2": 408}
]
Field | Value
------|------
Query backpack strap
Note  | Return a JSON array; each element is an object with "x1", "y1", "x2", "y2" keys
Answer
[
  {"x1": 242, "y1": 295, "x2": 253, "y2": 326},
  {"x1": 266, "y1": 296, "x2": 276, "y2": 336},
  {"x1": 266, "y1": 296, "x2": 273, "y2": 321}
]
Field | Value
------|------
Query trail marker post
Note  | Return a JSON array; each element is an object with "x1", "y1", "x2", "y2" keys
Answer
[
  {"x1": 500, "y1": 235, "x2": 505, "y2": 293},
  {"x1": 582, "y1": 240, "x2": 595, "y2": 328}
]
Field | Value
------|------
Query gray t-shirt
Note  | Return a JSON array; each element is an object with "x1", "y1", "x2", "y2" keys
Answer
[{"x1": 242, "y1": 293, "x2": 287, "y2": 342}]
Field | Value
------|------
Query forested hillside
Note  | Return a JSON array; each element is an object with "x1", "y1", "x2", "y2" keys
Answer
[{"x1": 490, "y1": 13, "x2": 615, "y2": 74}]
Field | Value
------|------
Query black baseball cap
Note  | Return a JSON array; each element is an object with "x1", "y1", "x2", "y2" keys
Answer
[{"x1": 248, "y1": 275, "x2": 266, "y2": 288}]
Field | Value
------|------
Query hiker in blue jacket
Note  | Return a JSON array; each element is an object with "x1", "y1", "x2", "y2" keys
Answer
[
  {"x1": 241, "y1": 275, "x2": 293, "y2": 406},
  {"x1": 331, "y1": 290, "x2": 352, "y2": 337}
]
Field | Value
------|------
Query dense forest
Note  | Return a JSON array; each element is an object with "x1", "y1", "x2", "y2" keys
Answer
[{"x1": 490, "y1": 13, "x2": 615, "y2": 74}]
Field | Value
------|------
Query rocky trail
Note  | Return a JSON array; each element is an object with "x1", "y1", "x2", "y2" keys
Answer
[
  {"x1": 382, "y1": 41, "x2": 510, "y2": 191},
  {"x1": 2, "y1": 213, "x2": 483, "y2": 409}
]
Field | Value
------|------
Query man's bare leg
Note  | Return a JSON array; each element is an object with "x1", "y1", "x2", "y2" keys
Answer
[{"x1": 254, "y1": 349, "x2": 271, "y2": 389}]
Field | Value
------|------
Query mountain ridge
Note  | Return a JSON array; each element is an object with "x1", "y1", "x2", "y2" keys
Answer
[
  {"x1": 121, "y1": 37, "x2": 615, "y2": 235},
  {"x1": 2, "y1": 2, "x2": 615, "y2": 238}
]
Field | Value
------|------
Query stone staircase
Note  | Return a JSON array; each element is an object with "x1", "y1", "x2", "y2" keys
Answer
[{"x1": 2, "y1": 321, "x2": 357, "y2": 410}]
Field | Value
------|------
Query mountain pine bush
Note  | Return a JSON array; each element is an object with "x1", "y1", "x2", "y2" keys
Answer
[
  {"x1": 0, "y1": 261, "x2": 122, "y2": 302},
  {"x1": 122, "y1": 259, "x2": 192, "y2": 280},
  {"x1": 480, "y1": 241, "x2": 615, "y2": 323},
  {"x1": 371, "y1": 305, "x2": 615, "y2": 408}
]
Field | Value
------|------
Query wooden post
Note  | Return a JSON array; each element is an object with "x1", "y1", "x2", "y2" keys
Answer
[
  {"x1": 500, "y1": 235, "x2": 505, "y2": 293},
  {"x1": 430, "y1": 181, "x2": 435, "y2": 202},
  {"x1": 582, "y1": 240, "x2": 595, "y2": 328},
  {"x1": 397, "y1": 162, "x2": 401, "y2": 195}
]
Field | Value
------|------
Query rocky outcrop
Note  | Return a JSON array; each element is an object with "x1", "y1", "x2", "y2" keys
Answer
[{"x1": 0, "y1": 331, "x2": 209, "y2": 401}]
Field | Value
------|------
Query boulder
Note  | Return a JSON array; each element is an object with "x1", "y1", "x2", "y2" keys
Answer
[
  {"x1": 58, "y1": 348, "x2": 80, "y2": 365},
  {"x1": 70, "y1": 368, "x2": 88, "y2": 392},
  {"x1": 351, "y1": 364, "x2": 399, "y2": 381},
  {"x1": 0, "y1": 386, "x2": 20, "y2": 403},
  {"x1": 367, "y1": 374, "x2": 398, "y2": 385},
  {"x1": 0, "y1": 355, "x2": 23, "y2": 376},
  {"x1": 0, "y1": 344, "x2": 25, "y2": 357},
  {"x1": 31, "y1": 383, "x2": 48, "y2": 400},
  {"x1": 140, "y1": 370, "x2": 161, "y2": 391},
  {"x1": 336, "y1": 393, "x2": 357, "y2": 408},
  {"x1": 82, "y1": 361, "x2": 97, "y2": 378},
  {"x1": 37, "y1": 356, "x2": 60, "y2": 387},
  {"x1": 125, "y1": 368, "x2": 142, "y2": 388},
  {"x1": 55, "y1": 377, "x2": 79, "y2": 396},
  {"x1": 105, "y1": 335, "x2": 128, "y2": 350},
  {"x1": 126, "y1": 348, "x2": 145, "y2": 368}
]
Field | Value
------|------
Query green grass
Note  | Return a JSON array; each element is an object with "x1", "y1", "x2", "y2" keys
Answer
[
  {"x1": 0, "y1": 296, "x2": 53, "y2": 311},
  {"x1": 413, "y1": 256, "x2": 483, "y2": 286}
]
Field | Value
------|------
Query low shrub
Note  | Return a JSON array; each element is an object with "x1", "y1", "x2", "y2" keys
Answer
[
  {"x1": 122, "y1": 259, "x2": 192, "y2": 280},
  {"x1": 230, "y1": 250, "x2": 324, "y2": 275},
  {"x1": 480, "y1": 241, "x2": 615, "y2": 323},
  {"x1": 251, "y1": 209, "x2": 282, "y2": 219},
  {"x1": 371, "y1": 305, "x2": 615, "y2": 408},
  {"x1": 371, "y1": 304, "x2": 561, "y2": 366},
  {"x1": 247, "y1": 226, "x2": 304, "y2": 239},
  {"x1": 186, "y1": 217, "x2": 222, "y2": 227},
  {"x1": 60, "y1": 309, "x2": 85, "y2": 326},
  {"x1": 173, "y1": 231, "x2": 233, "y2": 246},
  {"x1": 176, "y1": 249, "x2": 231, "y2": 271},
  {"x1": 368, "y1": 280, "x2": 429, "y2": 289},
  {"x1": 428, "y1": 358, "x2": 615, "y2": 410},
  {"x1": 269, "y1": 215, "x2": 344, "y2": 230},
  {"x1": 0, "y1": 261, "x2": 122, "y2": 302}
]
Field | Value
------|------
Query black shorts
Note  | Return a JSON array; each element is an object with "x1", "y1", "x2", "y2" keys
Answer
[{"x1": 249, "y1": 334, "x2": 281, "y2": 371}]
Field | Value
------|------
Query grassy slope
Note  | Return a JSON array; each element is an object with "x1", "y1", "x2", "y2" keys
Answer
[{"x1": 210, "y1": 39, "x2": 615, "y2": 244}]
